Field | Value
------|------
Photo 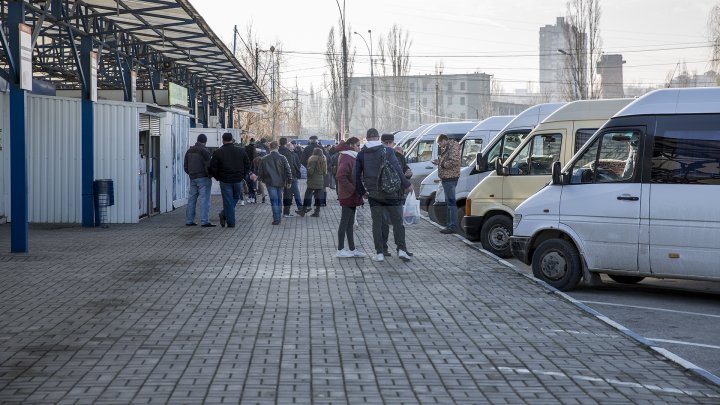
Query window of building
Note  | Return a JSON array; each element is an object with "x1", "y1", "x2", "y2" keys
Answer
[
  {"x1": 460, "y1": 82, "x2": 466, "y2": 91},
  {"x1": 447, "y1": 82, "x2": 453, "y2": 92},
  {"x1": 460, "y1": 112, "x2": 466, "y2": 120},
  {"x1": 447, "y1": 96, "x2": 453, "y2": 105},
  {"x1": 361, "y1": 99, "x2": 366, "y2": 108},
  {"x1": 410, "y1": 98, "x2": 415, "y2": 105},
  {"x1": 423, "y1": 82, "x2": 428, "y2": 91},
  {"x1": 460, "y1": 97, "x2": 466, "y2": 106},
  {"x1": 410, "y1": 83, "x2": 416, "y2": 92},
  {"x1": 422, "y1": 98, "x2": 428, "y2": 107}
]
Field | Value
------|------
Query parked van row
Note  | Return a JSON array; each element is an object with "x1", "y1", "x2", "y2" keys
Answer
[{"x1": 510, "y1": 88, "x2": 720, "y2": 290}]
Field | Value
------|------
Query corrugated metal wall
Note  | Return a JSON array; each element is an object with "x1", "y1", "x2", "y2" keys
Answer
[
  {"x1": 26, "y1": 95, "x2": 82, "y2": 223},
  {"x1": 95, "y1": 101, "x2": 140, "y2": 224},
  {"x1": 171, "y1": 112, "x2": 190, "y2": 208}
]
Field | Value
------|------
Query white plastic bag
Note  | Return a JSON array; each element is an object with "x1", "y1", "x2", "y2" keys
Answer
[{"x1": 403, "y1": 191, "x2": 421, "y2": 225}]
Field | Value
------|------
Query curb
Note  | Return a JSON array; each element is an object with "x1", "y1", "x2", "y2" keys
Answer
[{"x1": 420, "y1": 214, "x2": 720, "y2": 388}]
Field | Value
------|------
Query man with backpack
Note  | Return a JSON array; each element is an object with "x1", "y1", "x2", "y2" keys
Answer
[{"x1": 353, "y1": 128, "x2": 413, "y2": 262}]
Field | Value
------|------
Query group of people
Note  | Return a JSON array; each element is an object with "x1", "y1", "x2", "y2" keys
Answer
[{"x1": 184, "y1": 127, "x2": 463, "y2": 262}]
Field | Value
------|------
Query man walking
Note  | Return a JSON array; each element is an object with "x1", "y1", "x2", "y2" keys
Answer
[
  {"x1": 258, "y1": 141, "x2": 292, "y2": 225},
  {"x1": 434, "y1": 134, "x2": 461, "y2": 234},
  {"x1": 353, "y1": 128, "x2": 413, "y2": 262},
  {"x1": 184, "y1": 133, "x2": 215, "y2": 227},
  {"x1": 209, "y1": 132, "x2": 250, "y2": 228},
  {"x1": 279, "y1": 137, "x2": 304, "y2": 217}
]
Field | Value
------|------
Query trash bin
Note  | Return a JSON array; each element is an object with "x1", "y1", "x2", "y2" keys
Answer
[{"x1": 93, "y1": 179, "x2": 114, "y2": 227}]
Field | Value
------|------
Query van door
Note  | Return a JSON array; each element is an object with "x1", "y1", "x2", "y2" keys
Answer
[
  {"x1": 503, "y1": 131, "x2": 563, "y2": 210},
  {"x1": 648, "y1": 115, "x2": 720, "y2": 279},
  {"x1": 561, "y1": 129, "x2": 643, "y2": 272}
]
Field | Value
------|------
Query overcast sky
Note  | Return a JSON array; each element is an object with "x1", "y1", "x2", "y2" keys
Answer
[{"x1": 189, "y1": 0, "x2": 717, "y2": 94}]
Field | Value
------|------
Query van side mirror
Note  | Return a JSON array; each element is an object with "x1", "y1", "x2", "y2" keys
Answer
[
  {"x1": 551, "y1": 161, "x2": 563, "y2": 185},
  {"x1": 475, "y1": 152, "x2": 488, "y2": 172},
  {"x1": 495, "y1": 159, "x2": 508, "y2": 176}
]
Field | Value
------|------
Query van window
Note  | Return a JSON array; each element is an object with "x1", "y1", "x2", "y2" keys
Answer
[
  {"x1": 485, "y1": 131, "x2": 528, "y2": 167},
  {"x1": 510, "y1": 133, "x2": 562, "y2": 175},
  {"x1": 407, "y1": 140, "x2": 434, "y2": 163},
  {"x1": 574, "y1": 128, "x2": 597, "y2": 153},
  {"x1": 570, "y1": 130, "x2": 640, "y2": 184},
  {"x1": 651, "y1": 116, "x2": 720, "y2": 185},
  {"x1": 461, "y1": 138, "x2": 483, "y2": 166}
]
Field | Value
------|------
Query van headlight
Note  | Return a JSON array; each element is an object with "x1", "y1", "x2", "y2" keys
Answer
[{"x1": 513, "y1": 214, "x2": 522, "y2": 231}]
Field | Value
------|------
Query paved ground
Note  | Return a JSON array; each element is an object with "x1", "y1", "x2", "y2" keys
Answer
[{"x1": 1, "y1": 193, "x2": 719, "y2": 404}]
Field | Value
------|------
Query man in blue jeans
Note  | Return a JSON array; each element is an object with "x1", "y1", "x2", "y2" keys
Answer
[
  {"x1": 209, "y1": 133, "x2": 250, "y2": 228},
  {"x1": 258, "y1": 141, "x2": 292, "y2": 225},
  {"x1": 434, "y1": 134, "x2": 461, "y2": 234},
  {"x1": 184, "y1": 134, "x2": 215, "y2": 227}
]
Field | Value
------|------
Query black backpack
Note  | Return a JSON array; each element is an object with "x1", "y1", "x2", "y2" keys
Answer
[{"x1": 377, "y1": 148, "x2": 401, "y2": 194}]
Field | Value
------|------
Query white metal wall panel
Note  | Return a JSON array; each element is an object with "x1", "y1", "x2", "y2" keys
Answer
[
  {"x1": 26, "y1": 95, "x2": 82, "y2": 223},
  {"x1": 0, "y1": 92, "x2": 9, "y2": 220},
  {"x1": 94, "y1": 101, "x2": 140, "y2": 224},
  {"x1": 172, "y1": 112, "x2": 190, "y2": 208}
]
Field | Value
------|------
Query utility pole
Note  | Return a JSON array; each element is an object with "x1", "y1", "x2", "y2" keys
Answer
[
  {"x1": 435, "y1": 77, "x2": 439, "y2": 123},
  {"x1": 233, "y1": 25, "x2": 237, "y2": 56},
  {"x1": 254, "y1": 45, "x2": 259, "y2": 83},
  {"x1": 335, "y1": 0, "x2": 349, "y2": 142}
]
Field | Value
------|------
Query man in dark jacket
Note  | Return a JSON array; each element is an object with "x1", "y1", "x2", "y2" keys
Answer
[
  {"x1": 184, "y1": 134, "x2": 215, "y2": 227},
  {"x1": 279, "y1": 137, "x2": 304, "y2": 217},
  {"x1": 258, "y1": 141, "x2": 292, "y2": 225},
  {"x1": 301, "y1": 135, "x2": 322, "y2": 167},
  {"x1": 209, "y1": 132, "x2": 250, "y2": 228},
  {"x1": 353, "y1": 128, "x2": 413, "y2": 262},
  {"x1": 379, "y1": 133, "x2": 415, "y2": 256},
  {"x1": 245, "y1": 138, "x2": 258, "y2": 203}
]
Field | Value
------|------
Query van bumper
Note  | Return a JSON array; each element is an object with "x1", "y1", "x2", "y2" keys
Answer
[
  {"x1": 463, "y1": 215, "x2": 483, "y2": 240},
  {"x1": 510, "y1": 236, "x2": 531, "y2": 264},
  {"x1": 419, "y1": 196, "x2": 433, "y2": 212}
]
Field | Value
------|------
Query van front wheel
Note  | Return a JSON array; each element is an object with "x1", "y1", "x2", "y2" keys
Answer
[
  {"x1": 480, "y1": 215, "x2": 513, "y2": 258},
  {"x1": 532, "y1": 239, "x2": 582, "y2": 291}
]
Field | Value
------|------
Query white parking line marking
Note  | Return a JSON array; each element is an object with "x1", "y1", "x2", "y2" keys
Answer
[
  {"x1": 497, "y1": 366, "x2": 720, "y2": 398},
  {"x1": 648, "y1": 338, "x2": 720, "y2": 350},
  {"x1": 580, "y1": 300, "x2": 720, "y2": 319}
]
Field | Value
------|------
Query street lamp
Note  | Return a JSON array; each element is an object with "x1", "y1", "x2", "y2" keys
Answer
[
  {"x1": 353, "y1": 30, "x2": 375, "y2": 129},
  {"x1": 558, "y1": 48, "x2": 582, "y2": 100},
  {"x1": 334, "y1": 0, "x2": 349, "y2": 142}
]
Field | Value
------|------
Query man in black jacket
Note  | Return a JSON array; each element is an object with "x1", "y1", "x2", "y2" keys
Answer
[
  {"x1": 209, "y1": 133, "x2": 250, "y2": 228},
  {"x1": 353, "y1": 128, "x2": 413, "y2": 262},
  {"x1": 183, "y1": 134, "x2": 215, "y2": 227},
  {"x1": 279, "y1": 137, "x2": 304, "y2": 217}
]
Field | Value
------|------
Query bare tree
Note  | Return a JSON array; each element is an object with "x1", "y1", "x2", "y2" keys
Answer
[
  {"x1": 708, "y1": 4, "x2": 720, "y2": 82},
  {"x1": 230, "y1": 23, "x2": 295, "y2": 140},
  {"x1": 376, "y1": 24, "x2": 413, "y2": 130},
  {"x1": 562, "y1": 0, "x2": 602, "y2": 100},
  {"x1": 325, "y1": 23, "x2": 356, "y2": 136}
]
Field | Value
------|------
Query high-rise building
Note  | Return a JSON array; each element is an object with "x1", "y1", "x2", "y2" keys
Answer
[{"x1": 539, "y1": 17, "x2": 571, "y2": 102}]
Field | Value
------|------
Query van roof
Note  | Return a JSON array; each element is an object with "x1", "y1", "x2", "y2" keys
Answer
[
  {"x1": 541, "y1": 98, "x2": 633, "y2": 123},
  {"x1": 467, "y1": 116, "x2": 515, "y2": 133},
  {"x1": 615, "y1": 87, "x2": 720, "y2": 117},
  {"x1": 420, "y1": 121, "x2": 479, "y2": 137},
  {"x1": 502, "y1": 102, "x2": 565, "y2": 131}
]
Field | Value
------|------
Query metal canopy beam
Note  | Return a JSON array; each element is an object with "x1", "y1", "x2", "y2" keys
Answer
[{"x1": 0, "y1": 0, "x2": 267, "y2": 108}]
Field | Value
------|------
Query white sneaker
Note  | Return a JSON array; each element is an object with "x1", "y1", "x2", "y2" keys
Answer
[
  {"x1": 398, "y1": 250, "x2": 412, "y2": 262},
  {"x1": 248, "y1": 198, "x2": 255, "y2": 204},
  {"x1": 336, "y1": 249, "x2": 354, "y2": 258},
  {"x1": 372, "y1": 254, "x2": 385, "y2": 262},
  {"x1": 240, "y1": 200, "x2": 245, "y2": 206},
  {"x1": 351, "y1": 250, "x2": 367, "y2": 258}
]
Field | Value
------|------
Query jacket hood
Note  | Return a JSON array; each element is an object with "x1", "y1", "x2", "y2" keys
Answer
[
  {"x1": 364, "y1": 140, "x2": 383, "y2": 150},
  {"x1": 335, "y1": 142, "x2": 353, "y2": 152}
]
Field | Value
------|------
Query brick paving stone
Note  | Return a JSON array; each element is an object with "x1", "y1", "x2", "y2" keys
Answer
[{"x1": 0, "y1": 189, "x2": 719, "y2": 404}]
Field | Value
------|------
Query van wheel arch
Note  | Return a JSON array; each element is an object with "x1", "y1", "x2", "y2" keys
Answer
[{"x1": 528, "y1": 230, "x2": 575, "y2": 264}]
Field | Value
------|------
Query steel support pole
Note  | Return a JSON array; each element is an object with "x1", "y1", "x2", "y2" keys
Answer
[
  {"x1": 369, "y1": 30, "x2": 375, "y2": 130},
  {"x1": 80, "y1": 36, "x2": 95, "y2": 227},
  {"x1": 202, "y1": 93, "x2": 209, "y2": 128},
  {"x1": 189, "y1": 88, "x2": 197, "y2": 128},
  {"x1": 9, "y1": 0, "x2": 28, "y2": 252}
]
